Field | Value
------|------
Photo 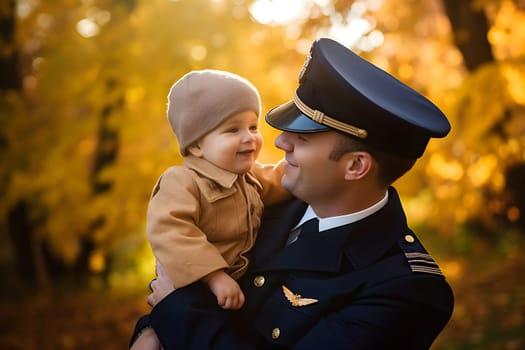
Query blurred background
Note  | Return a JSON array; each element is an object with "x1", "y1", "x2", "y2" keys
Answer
[{"x1": 1, "y1": 0, "x2": 524, "y2": 348}]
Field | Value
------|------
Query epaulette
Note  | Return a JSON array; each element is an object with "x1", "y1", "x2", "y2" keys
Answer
[{"x1": 399, "y1": 232, "x2": 444, "y2": 277}]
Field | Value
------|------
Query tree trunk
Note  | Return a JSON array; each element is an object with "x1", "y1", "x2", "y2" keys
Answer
[
  {"x1": 442, "y1": 0, "x2": 494, "y2": 71},
  {"x1": 1, "y1": 0, "x2": 42, "y2": 289},
  {"x1": 7, "y1": 202, "x2": 38, "y2": 287},
  {"x1": 0, "y1": 0, "x2": 22, "y2": 90}
]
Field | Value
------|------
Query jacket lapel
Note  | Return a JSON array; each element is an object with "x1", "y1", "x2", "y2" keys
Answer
[
  {"x1": 251, "y1": 187, "x2": 410, "y2": 274},
  {"x1": 251, "y1": 198, "x2": 354, "y2": 273},
  {"x1": 250, "y1": 199, "x2": 306, "y2": 267},
  {"x1": 260, "y1": 225, "x2": 352, "y2": 272}
]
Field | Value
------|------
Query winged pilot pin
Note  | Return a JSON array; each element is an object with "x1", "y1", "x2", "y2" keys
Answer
[{"x1": 282, "y1": 285, "x2": 319, "y2": 307}]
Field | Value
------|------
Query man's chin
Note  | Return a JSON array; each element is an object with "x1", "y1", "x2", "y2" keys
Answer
[{"x1": 280, "y1": 176, "x2": 295, "y2": 193}]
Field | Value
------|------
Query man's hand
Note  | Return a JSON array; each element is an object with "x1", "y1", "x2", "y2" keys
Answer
[
  {"x1": 147, "y1": 261, "x2": 175, "y2": 308},
  {"x1": 202, "y1": 270, "x2": 245, "y2": 310},
  {"x1": 129, "y1": 327, "x2": 161, "y2": 350}
]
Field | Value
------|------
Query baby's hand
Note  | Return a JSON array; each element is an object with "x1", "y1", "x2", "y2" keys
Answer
[{"x1": 202, "y1": 270, "x2": 245, "y2": 310}]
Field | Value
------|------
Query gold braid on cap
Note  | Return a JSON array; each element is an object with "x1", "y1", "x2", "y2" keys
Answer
[{"x1": 293, "y1": 92, "x2": 368, "y2": 139}]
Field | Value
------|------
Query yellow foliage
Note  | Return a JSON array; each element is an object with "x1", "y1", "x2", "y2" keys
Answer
[
  {"x1": 502, "y1": 64, "x2": 525, "y2": 104},
  {"x1": 89, "y1": 251, "x2": 106, "y2": 272},
  {"x1": 404, "y1": 191, "x2": 433, "y2": 223},
  {"x1": 440, "y1": 260, "x2": 464, "y2": 281},
  {"x1": 5, "y1": 3, "x2": 525, "y2": 349},
  {"x1": 3, "y1": 0, "x2": 525, "y2": 287},
  {"x1": 507, "y1": 206, "x2": 521, "y2": 223},
  {"x1": 467, "y1": 154, "x2": 499, "y2": 187},
  {"x1": 426, "y1": 153, "x2": 464, "y2": 181},
  {"x1": 489, "y1": 0, "x2": 525, "y2": 59}
]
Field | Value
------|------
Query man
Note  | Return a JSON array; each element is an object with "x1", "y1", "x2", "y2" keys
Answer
[{"x1": 131, "y1": 37, "x2": 454, "y2": 349}]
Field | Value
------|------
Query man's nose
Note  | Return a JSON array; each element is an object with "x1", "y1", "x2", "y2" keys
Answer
[{"x1": 275, "y1": 132, "x2": 293, "y2": 151}]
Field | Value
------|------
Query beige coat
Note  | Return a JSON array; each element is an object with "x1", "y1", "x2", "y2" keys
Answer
[{"x1": 147, "y1": 155, "x2": 289, "y2": 288}]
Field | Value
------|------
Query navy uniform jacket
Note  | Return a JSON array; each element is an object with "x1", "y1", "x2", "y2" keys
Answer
[{"x1": 137, "y1": 187, "x2": 454, "y2": 349}]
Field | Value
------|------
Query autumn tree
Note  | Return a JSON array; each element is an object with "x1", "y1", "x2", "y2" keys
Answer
[
  {"x1": 2, "y1": 0, "x2": 525, "y2": 292},
  {"x1": 1, "y1": 0, "x2": 37, "y2": 288},
  {"x1": 0, "y1": 0, "x2": 297, "y2": 290},
  {"x1": 288, "y1": 0, "x2": 525, "y2": 238},
  {"x1": 433, "y1": 0, "x2": 525, "y2": 237}
]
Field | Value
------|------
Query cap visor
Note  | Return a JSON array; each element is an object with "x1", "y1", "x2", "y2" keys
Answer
[{"x1": 265, "y1": 100, "x2": 330, "y2": 133}]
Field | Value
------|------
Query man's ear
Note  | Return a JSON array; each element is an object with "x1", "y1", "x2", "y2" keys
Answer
[
  {"x1": 343, "y1": 152, "x2": 372, "y2": 180},
  {"x1": 187, "y1": 143, "x2": 203, "y2": 157}
]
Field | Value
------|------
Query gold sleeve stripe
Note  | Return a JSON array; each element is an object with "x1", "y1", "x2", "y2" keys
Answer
[
  {"x1": 410, "y1": 266, "x2": 444, "y2": 276},
  {"x1": 405, "y1": 252, "x2": 444, "y2": 276},
  {"x1": 405, "y1": 252, "x2": 433, "y2": 259},
  {"x1": 407, "y1": 258, "x2": 439, "y2": 266}
]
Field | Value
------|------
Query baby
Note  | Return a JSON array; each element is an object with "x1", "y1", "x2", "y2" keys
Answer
[{"x1": 147, "y1": 69, "x2": 289, "y2": 313}]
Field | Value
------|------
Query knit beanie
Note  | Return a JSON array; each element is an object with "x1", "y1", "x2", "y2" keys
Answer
[{"x1": 167, "y1": 69, "x2": 261, "y2": 156}]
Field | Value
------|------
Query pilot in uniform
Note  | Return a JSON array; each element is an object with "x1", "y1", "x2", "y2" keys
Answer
[{"x1": 131, "y1": 38, "x2": 454, "y2": 350}]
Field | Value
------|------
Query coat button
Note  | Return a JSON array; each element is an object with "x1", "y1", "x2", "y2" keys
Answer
[
  {"x1": 404, "y1": 234, "x2": 415, "y2": 243},
  {"x1": 271, "y1": 327, "x2": 280, "y2": 339},
  {"x1": 253, "y1": 275, "x2": 265, "y2": 287}
]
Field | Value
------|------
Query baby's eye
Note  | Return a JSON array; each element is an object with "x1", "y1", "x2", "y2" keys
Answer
[
  {"x1": 226, "y1": 127, "x2": 239, "y2": 133},
  {"x1": 249, "y1": 125, "x2": 259, "y2": 131}
]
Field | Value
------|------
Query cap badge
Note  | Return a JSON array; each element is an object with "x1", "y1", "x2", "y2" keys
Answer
[
  {"x1": 298, "y1": 52, "x2": 312, "y2": 83},
  {"x1": 282, "y1": 285, "x2": 319, "y2": 307}
]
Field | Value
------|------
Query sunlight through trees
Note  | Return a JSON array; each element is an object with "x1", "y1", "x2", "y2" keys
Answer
[{"x1": 1, "y1": 1, "x2": 525, "y2": 348}]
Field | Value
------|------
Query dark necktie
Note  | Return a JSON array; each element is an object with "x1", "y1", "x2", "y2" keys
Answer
[{"x1": 298, "y1": 218, "x2": 319, "y2": 240}]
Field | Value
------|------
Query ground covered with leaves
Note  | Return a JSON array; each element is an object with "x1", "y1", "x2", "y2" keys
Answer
[
  {"x1": 1, "y1": 246, "x2": 524, "y2": 350},
  {"x1": 0, "y1": 289, "x2": 148, "y2": 350}
]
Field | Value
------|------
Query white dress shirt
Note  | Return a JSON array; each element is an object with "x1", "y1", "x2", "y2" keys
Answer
[{"x1": 286, "y1": 191, "x2": 389, "y2": 245}]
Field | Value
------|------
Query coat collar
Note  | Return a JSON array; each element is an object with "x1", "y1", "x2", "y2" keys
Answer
[
  {"x1": 341, "y1": 187, "x2": 408, "y2": 269},
  {"x1": 183, "y1": 155, "x2": 262, "y2": 192},
  {"x1": 252, "y1": 187, "x2": 409, "y2": 273}
]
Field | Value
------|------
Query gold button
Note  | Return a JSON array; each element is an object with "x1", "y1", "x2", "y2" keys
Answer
[
  {"x1": 253, "y1": 275, "x2": 265, "y2": 287},
  {"x1": 271, "y1": 327, "x2": 280, "y2": 339},
  {"x1": 405, "y1": 234, "x2": 415, "y2": 243}
]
